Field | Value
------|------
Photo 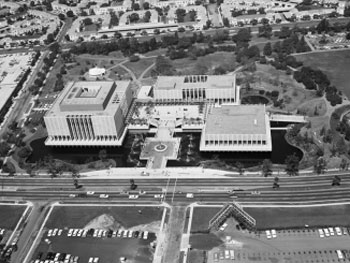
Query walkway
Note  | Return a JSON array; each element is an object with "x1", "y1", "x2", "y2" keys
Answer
[{"x1": 140, "y1": 120, "x2": 180, "y2": 169}]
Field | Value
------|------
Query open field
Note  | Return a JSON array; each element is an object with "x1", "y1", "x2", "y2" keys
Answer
[
  {"x1": 245, "y1": 205, "x2": 350, "y2": 230},
  {"x1": 124, "y1": 58, "x2": 155, "y2": 79},
  {"x1": 46, "y1": 206, "x2": 164, "y2": 229},
  {"x1": 0, "y1": 205, "x2": 26, "y2": 229},
  {"x1": 295, "y1": 50, "x2": 350, "y2": 99},
  {"x1": 191, "y1": 207, "x2": 222, "y2": 233}
]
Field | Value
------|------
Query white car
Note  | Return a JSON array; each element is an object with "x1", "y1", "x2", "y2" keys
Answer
[
  {"x1": 143, "y1": 231, "x2": 149, "y2": 240},
  {"x1": 219, "y1": 223, "x2": 228, "y2": 231},
  {"x1": 98, "y1": 230, "x2": 103, "y2": 238},
  {"x1": 47, "y1": 229, "x2": 52, "y2": 237},
  {"x1": 0, "y1": 229, "x2": 5, "y2": 235},
  {"x1": 329, "y1": 227, "x2": 335, "y2": 236},
  {"x1": 129, "y1": 195, "x2": 139, "y2": 199},
  {"x1": 52, "y1": 229, "x2": 58, "y2": 236},
  {"x1": 323, "y1": 228, "x2": 330, "y2": 237},
  {"x1": 128, "y1": 230, "x2": 133, "y2": 238},
  {"x1": 57, "y1": 229, "x2": 62, "y2": 236},
  {"x1": 112, "y1": 231, "x2": 117, "y2": 238},
  {"x1": 186, "y1": 193, "x2": 194, "y2": 198},
  {"x1": 117, "y1": 230, "x2": 123, "y2": 237},
  {"x1": 318, "y1": 229, "x2": 325, "y2": 238},
  {"x1": 93, "y1": 258, "x2": 99, "y2": 263},
  {"x1": 100, "y1": 194, "x2": 109, "y2": 199},
  {"x1": 271, "y1": 229, "x2": 277, "y2": 238},
  {"x1": 67, "y1": 229, "x2": 73, "y2": 237},
  {"x1": 82, "y1": 229, "x2": 88, "y2": 237},
  {"x1": 87, "y1": 191, "x2": 95, "y2": 195},
  {"x1": 77, "y1": 229, "x2": 83, "y2": 237},
  {"x1": 266, "y1": 230, "x2": 272, "y2": 239},
  {"x1": 335, "y1": 227, "x2": 342, "y2": 236},
  {"x1": 73, "y1": 229, "x2": 79, "y2": 237},
  {"x1": 123, "y1": 230, "x2": 128, "y2": 238},
  {"x1": 69, "y1": 194, "x2": 76, "y2": 198},
  {"x1": 154, "y1": 194, "x2": 164, "y2": 198},
  {"x1": 102, "y1": 230, "x2": 107, "y2": 237},
  {"x1": 251, "y1": 191, "x2": 261, "y2": 195},
  {"x1": 88, "y1": 258, "x2": 94, "y2": 263},
  {"x1": 93, "y1": 230, "x2": 98, "y2": 237}
]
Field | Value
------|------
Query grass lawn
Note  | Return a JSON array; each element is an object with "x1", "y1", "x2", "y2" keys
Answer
[
  {"x1": 0, "y1": 205, "x2": 26, "y2": 229},
  {"x1": 124, "y1": 58, "x2": 155, "y2": 79},
  {"x1": 46, "y1": 206, "x2": 163, "y2": 229},
  {"x1": 191, "y1": 207, "x2": 222, "y2": 233},
  {"x1": 245, "y1": 204, "x2": 350, "y2": 230},
  {"x1": 295, "y1": 50, "x2": 350, "y2": 99},
  {"x1": 172, "y1": 52, "x2": 236, "y2": 75}
]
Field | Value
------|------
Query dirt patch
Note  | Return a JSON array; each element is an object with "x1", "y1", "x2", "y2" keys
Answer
[{"x1": 84, "y1": 213, "x2": 161, "y2": 234}]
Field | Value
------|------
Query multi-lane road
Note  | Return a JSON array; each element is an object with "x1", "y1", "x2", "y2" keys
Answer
[{"x1": 0, "y1": 173, "x2": 349, "y2": 204}]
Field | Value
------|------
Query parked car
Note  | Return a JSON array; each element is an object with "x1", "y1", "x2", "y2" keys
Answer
[
  {"x1": 219, "y1": 223, "x2": 228, "y2": 231},
  {"x1": 318, "y1": 229, "x2": 324, "y2": 238},
  {"x1": 271, "y1": 229, "x2": 277, "y2": 238},
  {"x1": 129, "y1": 195, "x2": 139, "y2": 199},
  {"x1": 266, "y1": 230, "x2": 272, "y2": 239},
  {"x1": 99, "y1": 194, "x2": 109, "y2": 199},
  {"x1": 186, "y1": 193, "x2": 194, "y2": 198},
  {"x1": 87, "y1": 191, "x2": 95, "y2": 195},
  {"x1": 335, "y1": 227, "x2": 342, "y2": 236}
]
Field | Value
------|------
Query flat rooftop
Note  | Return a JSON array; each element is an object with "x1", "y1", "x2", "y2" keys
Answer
[
  {"x1": 46, "y1": 81, "x2": 130, "y2": 117},
  {"x1": 205, "y1": 105, "x2": 267, "y2": 135},
  {"x1": 155, "y1": 75, "x2": 236, "y2": 90},
  {"x1": 0, "y1": 53, "x2": 32, "y2": 112}
]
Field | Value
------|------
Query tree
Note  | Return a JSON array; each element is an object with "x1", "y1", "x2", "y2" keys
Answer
[
  {"x1": 143, "y1": 2, "x2": 150, "y2": 9},
  {"x1": 17, "y1": 146, "x2": 32, "y2": 159},
  {"x1": 153, "y1": 55, "x2": 175, "y2": 75},
  {"x1": 235, "y1": 162, "x2": 244, "y2": 175},
  {"x1": 66, "y1": 10, "x2": 74, "y2": 17},
  {"x1": 316, "y1": 19, "x2": 330, "y2": 34},
  {"x1": 314, "y1": 156, "x2": 327, "y2": 174},
  {"x1": 98, "y1": 149, "x2": 107, "y2": 161},
  {"x1": 64, "y1": 34, "x2": 70, "y2": 41},
  {"x1": 263, "y1": 42, "x2": 272, "y2": 56},
  {"x1": 332, "y1": 175, "x2": 341, "y2": 186},
  {"x1": 132, "y1": 2, "x2": 140, "y2": 10},
  {"x1": 176, "y1": 8, "x2": 186, "y2": 23},
  {"x1": 0, "y1": 142, "x2": 10, "y2": 157},
  {"x1": 45, "y1": 33, "x2": 55, "y2": 44},
  {"x1": 285, "y1": 153, "x2": 299, "y2": 176},
  {"x1": 58, "y1": 13, "x2": 65, "y2": 20},
  {"x1": 130, "y1": 179, "x2": 137, "y2": 190},
  {"x1": 129, "y1": 13, "x2": 140, "y2": 23},
  {"x1": 340, "y1": 158, "x2": 349, "y2": 171},
  {"x1": 262, "y1": 159, "x2": 272, "y2": 177},
  {"x1": 272, "y1": 176, "x2": 279, "y2": 189},
  {"x1": 83, "y1": 18, "x2": 93, "y2": 26}
]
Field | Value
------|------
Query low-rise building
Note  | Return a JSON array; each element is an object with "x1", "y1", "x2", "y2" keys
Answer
[
  {"x1": 44, "y1": 81, "x2": 133, "y2": 146},
  {"x1": 200, "y1": 104, "x2": 272, "y2": 152}
]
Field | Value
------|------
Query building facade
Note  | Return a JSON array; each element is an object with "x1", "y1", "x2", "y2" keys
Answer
[
  {"x1": 200, "y1": 104, "x2": 272, "y2": 152},
  {"x1": 44, "y1": 81, "x2": 133, "y2": 146},
  {"x1": 153, "y1": 75, "x2": 239, "y2": 104}
]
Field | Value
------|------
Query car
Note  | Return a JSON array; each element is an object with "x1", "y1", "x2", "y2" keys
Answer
[
  {"x1": 318, "y1": 229, "x2": 325, "y2": 238},
  {"x1": 93, "y1": 230, "x2": 98, "y2": 237},
  {"x1": 93, "y1": 258, "x2": 99, "y2": 263},
  {"x1": 219, "y1": 251, "x2": 224, "y2": 260},
  {"x1": 82, "y1": 229, "x2": 88, "y2": 237},
  {"x1": 77, "y1": 229, "x2": 83, "y2": 237},
  {"x1": 128, "y1": 230, "x2": 133, "y2": 238},
  {"x1": 88, "y1": 258, "x2": 93, "y2": 263},
  {"x1": 343, "y1": 227, "x2": 348, "y2": 235},
  {"x1": 99, "y1": 194, "x2": 109, "y2": 199},
  {"x1": 213, "y1": 252, "x2": 219, "y2": 262},
  {"x1": 123, "y1": 230, "x2": 128, "y2": 238},
  {"x1": 251, "y1": 191, "x2": 261, "y2": 195},
  {"x1": 47, "y1": 229, "x2": 52, "y2": 237},
  {"x1": 73, "y1": 256, "x2": 79, "y2": 262},
  {"x1": 266, "y1": 230, "x2": 272, "y2": 239},
  {"x1": 186, "y1": 193, "x2": 194, "y2": 198},
  {"x1": 335, "y1": 227, "x2": 342, "y2": 236},
  {"x1": 98, "y1": 230, "x2": 103, "y2": 238},
  {"x1": 67, "y1": 229, "x2": 73, "y2": 237},
  {"x1": 329, "y1": 227, "x2": 335, "y2": 236},
  {"x1": 87, "y1": 191, "x2": 95, "y2": 195},
  {"x1": 271, "y1": 229, "x2": 277, "y2": 238},
  {"x1": 112, "y1": 231, "x2": 117, "y2": 238},
  {"x1": 139, "y1": 190, "x2": 146, "y2": 195},
  {"x1": 141, "y1": 171, "x2": 150, "y2": 176},
  {"x1": 129, "y1": 195, "x2": 139, "y2": 199},
  {"x1": 323, "y1": 228, "x2": 330, "y2": 237},
  {"x1": 57, "y1": 229, "x2": 62, "y2": 236},
  {"x1": 102, "y1": 230, "x2": 107, "y2": 237},
  {"x1": 69, "y1": 194, "x2": 76, "y2": 198},
  {"x1": 154, "y1": 194, "x2": 164, "y2": 199},
  {"x1": 72, "y1": 229, "x2": 78, "y2": 237},
  {"x1": 134, "y1": 231, "x2": 139, "y2": 238},
  {"x1": 117, "y1": 230, "x2": 123, "y2": 237},
  {"x1": 52, "y1": 229, "x2": 58, "y2": 236},
  {"x1": 138, "y1": 231, "x2": 143, "y2": 239},
  {"x1": 219, "y1": 223, "x2": 228, "y2": 231},
  {"x1": 0, "y1": 229, "x2": 5, "y2": 235},
  {"x1": 143, "y1": 231, "x2": 149, "y2": 240}
]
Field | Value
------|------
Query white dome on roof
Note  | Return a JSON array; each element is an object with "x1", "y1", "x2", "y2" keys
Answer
[{"x1": 89, "y1": 67, "x2": 106, "y2": 76}]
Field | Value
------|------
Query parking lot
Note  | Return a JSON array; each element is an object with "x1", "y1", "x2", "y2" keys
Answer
[{"x1": 31, "y1": 204, "x2": 164, "y2": 263}]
